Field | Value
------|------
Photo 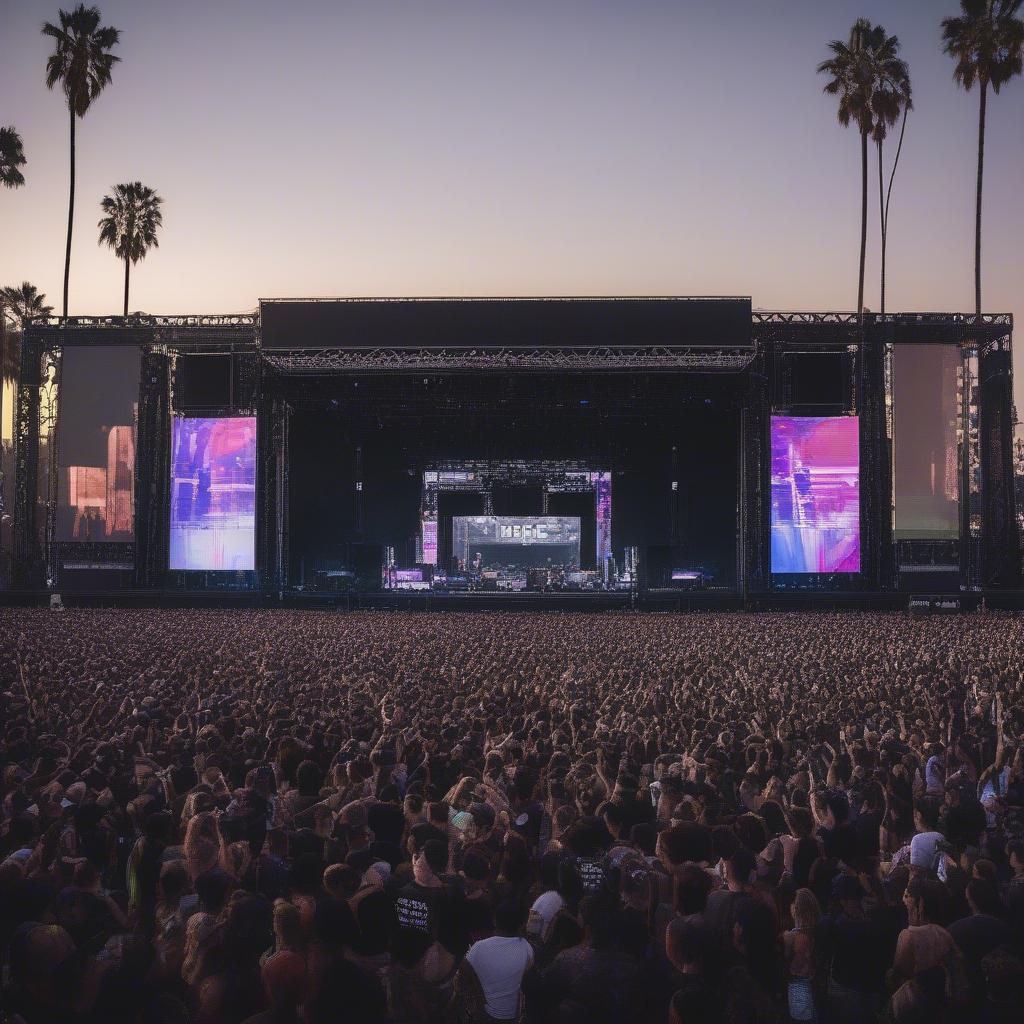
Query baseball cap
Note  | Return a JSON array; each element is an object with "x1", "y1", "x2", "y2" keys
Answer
[
  {"x1": 512, "y1": 804, "x2": 542, "y2": 841},
  {"x1": 450, "y1": 811, "x2": 474, "y2": 834}
]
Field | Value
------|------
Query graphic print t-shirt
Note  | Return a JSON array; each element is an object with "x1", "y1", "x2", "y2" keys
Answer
[{"x1": 393, "y1": 879, "x2": 463, "y2": 958}]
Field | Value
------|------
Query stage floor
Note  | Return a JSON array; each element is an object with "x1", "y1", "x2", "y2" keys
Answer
[{"x1": 2, "y1": 588, "x2": 1020, "y2": 612}]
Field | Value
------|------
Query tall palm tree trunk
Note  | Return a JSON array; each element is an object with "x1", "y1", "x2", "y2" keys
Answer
[
  {"x1": 974, "y1": 81, "x2": 987, "y2": 316},
  {"x1": 881, "y1": 107, "x2": 909, "y2": 318},
  {"x1": 858, "y1": 130, "x2": 868, "y2": 319},
  {"x1": 123, "y1": 257, "x2": 130, "y2": 316},
  {"x1": 878, "y1": 140, "x2": 886, "y2": 315},
  {"x1": 62, "y1": 109, "x2": 75, "y2": 318}
]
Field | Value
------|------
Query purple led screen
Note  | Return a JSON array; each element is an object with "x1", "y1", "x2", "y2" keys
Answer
[
  {"x1": 594, "y1": 471, "x2": 612, "y2": 568},
  {"x1": 421, "y1": 519, "x2": 438, "y2": 565},
  {"x1": 770, "y1": 416, "x2": 860, "y2": 573},
  {"x1": 393, "y1": 569, "x2": 424, "y2": 582},
  {"x1": 170, "y1": 417, "x2": 256, "y2": 571}
]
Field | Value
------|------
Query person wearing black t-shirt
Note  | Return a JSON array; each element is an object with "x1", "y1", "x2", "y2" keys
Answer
[
  {"x1": 704, "y1": 847, "x2": 758, "y2": 955},
  {"x1": 817, "y1": 875, "x2": 888, "y2": 1024},
  {"x1": 817, "y1": 790, "x2": 860, "y2": 865},
  {"x1": 367, "y1": 786, "x2": 406, "y2": 848},
  {"x1": 393, "y1": 838, "x2": 463, "y2": 961},
  {"x1": 949, "y1": 879, "x2": 1014, "y2": 1005}
]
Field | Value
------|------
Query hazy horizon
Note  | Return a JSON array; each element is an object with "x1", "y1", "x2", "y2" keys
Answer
[{"x1": 2, "y1": 1, "x2": 1021, "y2": 389}]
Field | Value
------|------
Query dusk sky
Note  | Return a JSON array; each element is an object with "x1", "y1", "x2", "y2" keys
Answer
[{"x1": 1, "y1": 1, "x2": 1022, "y2": 387}]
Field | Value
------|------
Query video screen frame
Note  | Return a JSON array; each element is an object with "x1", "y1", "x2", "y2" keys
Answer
[
  {"x1": 892, "y1": 344, "x2": 960, "y2": 540},
  {"x1": 770, "y1": 415, "x2": 860, "y2": 574},
  {"x1": 169, "y1": 415, "x2": 257, "y2": 571},
  {"x1": 56, "y1": 345, "x2": 140, "y2": 542},
  {"x1": 452, "y1": 515, "x2": 582, "y2": 571}
]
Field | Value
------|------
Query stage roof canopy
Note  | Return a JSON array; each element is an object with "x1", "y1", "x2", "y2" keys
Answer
[{"x1": 258, "y1": 296, "x2": 754, "y2": 350}]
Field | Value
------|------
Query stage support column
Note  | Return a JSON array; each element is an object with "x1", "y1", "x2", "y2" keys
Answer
[
  {"x1": 859, "y1": 319, "x2": 894, "y2": 590},
  {"x1": 740, "y1": 344, "x2": 770, "y2": 596},
  {"x1": 12, "y1": 331, "x2": 45, "y2": 588},
  {"x1": 978, "y1": 333, "x2": 1019, "y2": 588},
  {"x1": 135, "y1": 347, "x2": 172, "y2": 588},
  {"x1": 257, "y1": 388, "x2": 289, "y2": 594}
]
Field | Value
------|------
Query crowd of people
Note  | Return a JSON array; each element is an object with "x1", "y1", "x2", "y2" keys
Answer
[{"x1": 1, "y1": 606, "x2": 1023, "y2": 1024}]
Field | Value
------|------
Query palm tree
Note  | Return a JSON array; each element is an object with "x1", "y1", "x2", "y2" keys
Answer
[
  {"x1": 818, "y1": 19, "x2": 879, "y2": 319},
  {"x1": 868, "y1": 29, "x2": 912, "y2": 315},
  {"x1": 0, "y1": 316, "x2": 15, "y2": 385},
  {"x1": 42, "y1": 4, "x2": 121, "y2": 318},
  {"x1": 97, "y1": 182, "x2": 163, "y2": 316},
  {"x1": 942, "y1": 0, "x2": 1024, "y2": 315},
  {"x1": 0, "y1": 127, "x2": 26, "y2": 188},
  {"x1": 1, "y1": 283, "x2": 54, "y2": 332},
  {"x1": 0, "y1": 283, "x2": 54, "y2": 383}
]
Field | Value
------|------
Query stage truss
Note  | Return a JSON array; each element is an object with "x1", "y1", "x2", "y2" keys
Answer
[
  {"x1": 750, "y1": 312, "x2": 1016, "y2": 589},
  {"x1": 9, "y1": 309, "x2": 1018, "y2": 593},
  {"x1": 421, "y1": 460, "x2": 612, "y2": 572},
  {"x1": 262, "y1": 346, "x2": 754, "y2": 373}
]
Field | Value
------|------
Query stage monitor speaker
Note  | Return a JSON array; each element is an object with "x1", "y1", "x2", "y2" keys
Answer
[
  {"x1": 56, "y1": 564, "x2": 135, "y2": 592},
  {"x1": 897, "y1": 566, "x2": 961, "y2": 594},
  {"x1": 645, "y1": 545, "x2": 698, "y2": 588},
  {"x1": 314, "y1": 570, "x2": 356, "y2": 593},
  {"x1": 908, "y1": 596, "x2": 961, "y2": 616}
]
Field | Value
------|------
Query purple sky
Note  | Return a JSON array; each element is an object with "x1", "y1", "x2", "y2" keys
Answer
[{"x1": 1, "y1": 1, "x2": 1022, "y2": 391}]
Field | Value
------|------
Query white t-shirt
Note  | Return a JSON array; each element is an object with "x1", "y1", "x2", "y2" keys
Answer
[
  {"x1": 465, "y1": 935, "x2": 534, "y2": 1020},
  {"x1": 910, "y1": 831, "x2": 944, "y2": 874},
  {"x1": 981, "y1": 766, "x2": 1011, "y2": 826},
  {"x1": 528, "y1": 890, "x2": 566, "y2": 939}
]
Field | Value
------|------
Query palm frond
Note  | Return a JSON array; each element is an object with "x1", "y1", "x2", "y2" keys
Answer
[
  {"x1": 942, "y1": 0, "x2": 1024, "y2": 93},
  {"x1": 0, "y1": 126, "x2": 27, "y2": 188},
  {"x1": 97, "y1": 181, "x2": 164, "y2": 264},
  {"x1": 41, "y1": 4, "x2": 120, "y2": 117},
  {"x1": 817, "y1": 19, "x2": 898, "y2": 137},
  {"x1": 0, "y1": 282, "x2": 54, "y2": 330}
]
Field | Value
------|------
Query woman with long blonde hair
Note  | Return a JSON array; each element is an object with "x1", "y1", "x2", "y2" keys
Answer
[
  {"x1": 784, "y1": 887, "x2": 821, "y2": 1022},
  {"x1": 183, "y1": 811, "x2": 220, "y2": 881}
]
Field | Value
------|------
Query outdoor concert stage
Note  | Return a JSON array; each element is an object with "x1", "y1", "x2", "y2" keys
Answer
[{"x1": 4, "y1": 297, "x2": 1019, "y2": 609}]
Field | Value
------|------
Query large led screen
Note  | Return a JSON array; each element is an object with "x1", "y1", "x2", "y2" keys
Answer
[
  {"x1": 169, "y1": 417, "x2": 256, "y2": 571},
  {"x1": 893, "y1": 345, "x2": 960, "y2": 540},
  {"x1": 771, "y1": 416, "x2": 860, "y2": 573},
  {"x1": 452, "y1": 516, "x2": 581, "y2": 570},
  {"x1": 57, "y1": 346, "x2": 140, "y2": 541}
]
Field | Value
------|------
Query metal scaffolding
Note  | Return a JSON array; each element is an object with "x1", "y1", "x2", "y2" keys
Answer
[
  {"x1": 262, "y1": 346, "x2": 755, "y2": 373},
  {"x1": 9, "y1": 307, "x2": 1018, "y2": 595}
]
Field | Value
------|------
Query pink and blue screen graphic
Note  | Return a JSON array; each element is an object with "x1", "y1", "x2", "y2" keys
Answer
[
  {"x1": 770, "y1": 416, "x2": 860, "y2": 573},
  {"x1": 170, "y1": 417, "x2": 256, "y2": 571}
]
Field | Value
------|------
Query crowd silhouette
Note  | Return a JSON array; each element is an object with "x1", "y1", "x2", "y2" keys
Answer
[{"x1": 2, "y1": 608, "x2": 1023, "y2": 1023}]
